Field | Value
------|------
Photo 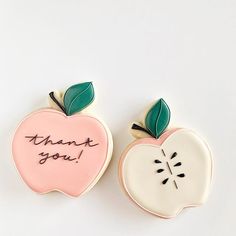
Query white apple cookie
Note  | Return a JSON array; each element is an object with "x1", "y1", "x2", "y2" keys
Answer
[
  {"x1": 12, "y1": 82, "x2": 113, "y2": 197},
  {"x1": 119, "y1": 99, "x2": 213, "y2": 218}
]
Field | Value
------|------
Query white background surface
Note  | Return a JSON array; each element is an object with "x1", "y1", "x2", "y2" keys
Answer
[{"x1": 0, "y1": 0, "x2": 235, "y2": 235}]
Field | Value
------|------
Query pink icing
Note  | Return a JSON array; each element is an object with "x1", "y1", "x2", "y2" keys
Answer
[
  {"x1": 12, "y1": 109, "x2": 110, "y2": 197},
  {"x1": 122, "y1": 128, "x2": 180, "y2": 158}
]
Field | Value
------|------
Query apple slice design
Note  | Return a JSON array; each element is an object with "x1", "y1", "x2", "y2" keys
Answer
[
  {"x1": 119, "y1": 99, "x2": 212, "y2": 218},
  {"x1": 12, "y1": 82, "x2": 113, "y2": 197}
]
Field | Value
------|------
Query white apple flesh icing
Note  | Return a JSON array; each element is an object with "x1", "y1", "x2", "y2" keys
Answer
[{"x1": 120, "y1": 129, "x2": 212, "y2": 218}]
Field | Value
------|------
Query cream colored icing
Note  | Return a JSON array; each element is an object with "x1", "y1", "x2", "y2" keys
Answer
[{"x1": 120, "y1": 129, "x2": 212, "y2": 218}]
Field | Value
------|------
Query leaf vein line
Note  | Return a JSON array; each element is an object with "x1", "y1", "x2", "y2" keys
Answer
[{"x1": 155, "y1": 100, "x2": 162, "y2": 138}]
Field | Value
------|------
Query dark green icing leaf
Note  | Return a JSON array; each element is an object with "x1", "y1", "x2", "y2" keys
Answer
[
  {"x1": 63, "y1": 82, "x2": 95, "y2": 115},
  {"x1": 145, "y1": 98, "x2": 170, "y2": 138}
]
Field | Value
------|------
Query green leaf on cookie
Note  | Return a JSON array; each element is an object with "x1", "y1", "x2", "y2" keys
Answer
[
  {"x1": 145, "y1": 98, "x2": 171, "y2": 138},
  {"x1": 63, "y1": 82, "x2": 95, "y2": 115}
]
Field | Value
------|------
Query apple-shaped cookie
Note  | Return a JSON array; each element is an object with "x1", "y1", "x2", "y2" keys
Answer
[
  {"x1": 12, "y1": 82, "x2": 113, "y2": 197},
  {"x1": 119, "y1": 99, "x2": 212, "y2": 218}
]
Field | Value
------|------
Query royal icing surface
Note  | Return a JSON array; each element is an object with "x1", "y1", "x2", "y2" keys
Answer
[
  {"x1": 13, "y1": 109, "x2": 111, "y2": 196},
  {"x1": 120, "y1": 129, "x2": 212, "y2": 218},
  {"x1": 13, "y1": 82, "x2": 113, "y2": 196},
  {"x1": 119, "y1": 98, "x2": 213, "y2": 218}
]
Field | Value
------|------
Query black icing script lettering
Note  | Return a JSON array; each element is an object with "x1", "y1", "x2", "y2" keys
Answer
[{"x1": 25, "y1": 134, "x2": 99, "y2": 165}]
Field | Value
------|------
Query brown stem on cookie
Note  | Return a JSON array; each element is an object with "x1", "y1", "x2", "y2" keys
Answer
[
  {"x1": 131, "y1": 123, "x2": 153, "y2": 137},
  {"x1": 49, "y1": 91, "x2": 67, "y2": 114}
]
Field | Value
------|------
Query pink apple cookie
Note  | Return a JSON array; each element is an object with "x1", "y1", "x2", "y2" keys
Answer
[
  {"x1": 119, "y1": 99, "x2": 212, "y2": 218},
  {"x1": 12, "y1": 82, "x2": 113, "y2": 197}
]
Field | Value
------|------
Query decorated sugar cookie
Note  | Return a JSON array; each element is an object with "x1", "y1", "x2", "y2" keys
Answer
[
  {"x1": 119, "y1": 99, "x2": 212, "y2": 218},
  {"x1": 12, "y1": 82, "x2": 113, "y2": 197}
]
